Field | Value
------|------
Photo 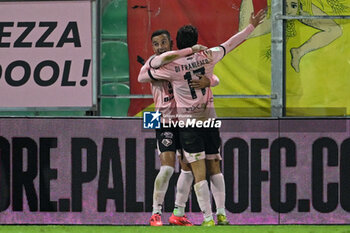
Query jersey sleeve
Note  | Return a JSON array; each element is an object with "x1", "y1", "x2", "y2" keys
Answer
[
  {"x1": 149, "y1": 47, "x2": 193, "y2": 69},
  {"x1": 148, "y1": 66, "x2": 172, "y2": 82},
  {"x1": 221, "y1": 24, "x2": 255, "y2": 54},
  {"x1": 210, "y1": 74, "x2": 220, "y2": 87},
  {"x1": 138, "y1": 56, "x2": 157, "y2": 83},
  {"x1": 139, "y1": 48, "x2": 194, "y2": 83},
  {"x1": 206, "y1": 46, "x2": 226, "y2": 64}
]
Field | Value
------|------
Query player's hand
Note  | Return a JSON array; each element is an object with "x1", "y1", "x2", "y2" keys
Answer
[
  {"x1": 249, "y1": 9, "x2": 266, "y2": 28},
  {"x1": 190, "y1": 74, "x2": 210, "y2": 89},
  {"x1": 191, "y1": 44, "x2": 208, "y2": 53}
]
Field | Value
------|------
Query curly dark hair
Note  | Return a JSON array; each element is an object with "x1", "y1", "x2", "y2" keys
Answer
[{"x1": 176, "y1": 25, "x2": 198, "y2": 49}]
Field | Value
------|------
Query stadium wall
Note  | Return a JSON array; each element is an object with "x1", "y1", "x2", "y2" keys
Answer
[{"x1": 0, "y1": 118, "x2": 349, "y2": 225}]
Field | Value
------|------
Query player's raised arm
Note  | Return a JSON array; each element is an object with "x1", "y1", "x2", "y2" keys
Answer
[
  {"x1": 138, "y1": 44, "x2": 208, "y2": 83},
  {"x1": 149, "y1": 44, "x2": 208, "y2": 68},
  {"x1": 221, "y1": 9, "x2": 266, "y2": 54}
]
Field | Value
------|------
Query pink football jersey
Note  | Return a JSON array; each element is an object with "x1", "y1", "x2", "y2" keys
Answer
[
  {"x1": 138, "y1": 48, "x2": 221, "y2": 122},
  {"x1": 143, "y1": 24, "x2": 255, "y2": 121},
  {"x1": 139, "y1": 55, "x2": 177, "y2": 121},
  {"x1": 148, "y1": 51, "x2": 219, "y2": 121}
]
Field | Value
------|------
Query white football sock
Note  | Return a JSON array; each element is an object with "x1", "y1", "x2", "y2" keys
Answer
[
  {"x1": 174, "y1": 169, "x2": 193, "y2": 216},
  {"x1": 152, "y1": 165, "x2": 174, "y2": 215},
  {"x1": 210, "y1": 173, "x2": 226, "y2": 216},
  {"x1": 194, "y1": 180, "x2": 213, "y2": 221}
]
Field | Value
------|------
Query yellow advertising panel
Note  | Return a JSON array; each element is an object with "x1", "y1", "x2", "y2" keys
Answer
[
  {"x1": 213, "y1": 0, "x2": 350, "y2": 117},
  {"x1": 134, "y1": 0, "x2": 350, "y2": 117}
]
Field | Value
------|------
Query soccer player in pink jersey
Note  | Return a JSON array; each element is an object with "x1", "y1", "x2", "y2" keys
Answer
[
  {"x1": 139, "y1": 10, "x2": 266, "y2": 226},
  {"x1": 138, "y1": 30, "x2": 218, "y2": 226}
]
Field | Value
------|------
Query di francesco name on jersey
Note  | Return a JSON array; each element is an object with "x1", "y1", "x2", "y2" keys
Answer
[
  {"x1": 1, "y1": 136, "x2": 350, "y2": 213},
  {"x1": 174, "y1": 58, "x2": 210, "y2": 73}
]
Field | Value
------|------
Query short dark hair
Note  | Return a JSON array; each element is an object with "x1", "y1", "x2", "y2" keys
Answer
[
  {"x1": 151, "y1": 29, "x2": 171, "y2": 41},
  {"x1": 176, "y1": 25, "x2": 198, "y2": 49}
]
